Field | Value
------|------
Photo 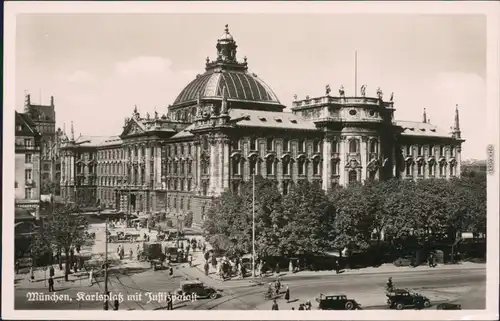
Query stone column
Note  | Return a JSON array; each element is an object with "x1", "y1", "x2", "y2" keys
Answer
[
  {"x1": 322, "y1": 136, "x2": 331, "y2": 191},
  {"x1": 138, "y1": 144, "x2": 143, "y2": 185},
  {"x1": 456, "y1": 147, "x2": 462, "y2": 177},
  {"x1": 195, "y1": 142, "x2": 201, "y2": 193},
  {"x1": 156, "y1": 144, "x2": 162, "y2": 187},
  {"x1": 339, "y1": 137, "x2": 346, "y2": 185},
  {"x1": 209, "y1": 138, "x2": 217, "y2": 195},
  {"x1": 222, "y1": 138, "x2": 230, "y2": 193},
  {"x1": 145, "y1": 144, "x2": 151, "y2": 185},
  {"x1": 70, "y1": 154, "x2": 75, "y2": 184},
  {"x1": 361, "y1": 136, "x2": 368, "y2": 182}
]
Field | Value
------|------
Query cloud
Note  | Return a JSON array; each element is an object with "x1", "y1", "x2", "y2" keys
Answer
[
  {"x1": 67, "y1": 70, "x2": 93, "y2": 83},
  {"x1": 114, "y1": 56, "x2": 173, "y2": 77}
]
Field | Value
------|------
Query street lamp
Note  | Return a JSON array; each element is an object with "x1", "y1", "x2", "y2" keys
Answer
[{"x1": 97, "y1": 209, "x2": 109, "y2": 310}]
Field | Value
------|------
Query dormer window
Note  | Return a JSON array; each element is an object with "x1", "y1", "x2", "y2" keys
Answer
[
  {"x1": 409, "y1": 128, "x2": 415, "y2": 131},
  {"x1": 430, "y1": 129, "x2": 436, "y2": 132},
  {"x1": 259, "y1": 117, "x2": 267, "y2": 122},
  {"x1": 290, "y1": 119, "x2": 298, "y2": 124},
  {"x1": 420, "y1": 128, "x2": 426, "y2": 132},
  {"x1": 274, "y1": 118, "x2": 283, "y2": 123}
]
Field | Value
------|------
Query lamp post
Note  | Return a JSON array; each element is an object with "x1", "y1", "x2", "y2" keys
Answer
[
  {"x1": 97, "y1": 208, "x2": 109, "y2": 311},
  {"x1": 252, "y1": 173, "x2": 256, "y2": 277}
]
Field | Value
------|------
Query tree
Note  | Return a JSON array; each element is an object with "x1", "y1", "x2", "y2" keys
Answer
[
  {"x1": 279, "y1": 180, "x2": 331, "y2": 256},
  {"x1": 202, "y1": 176, "x2": 283, "y2": 258},
  {"x1": 40, "y1": 178, "x2": 58, "y2": 195},
  {"x1": 30, "y1": 204, "x2": 90, "y2": 281}
]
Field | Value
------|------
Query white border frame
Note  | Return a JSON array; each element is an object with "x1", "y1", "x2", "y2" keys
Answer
[{"x1": 3, "y1": 1, "x2": 499, "y2": 320}]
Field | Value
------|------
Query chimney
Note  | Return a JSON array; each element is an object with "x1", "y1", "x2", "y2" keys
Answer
[
  {"x1": 423, "y1": 108, "x2": 427, "y2": 124},
  {"x1": 50, "y1": 96, "x2": 54, "y2": 106},
  {"x1": 24, "y1": 93, "x2": 31, "y2": 113}
]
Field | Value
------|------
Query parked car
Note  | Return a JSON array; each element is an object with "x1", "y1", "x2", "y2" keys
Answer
[
  {"x1": 176, "y1": 280, "x2": 221, "y2": 299},
  {"x1": 316, "y1": 294, "x2": 361, "y2": 310},
  {"x1": 436, "y1": 303, "x2": 462, "y2": 310},
  {"x1": 386, "y1": 289, "x2": 431, "y2": 310}
]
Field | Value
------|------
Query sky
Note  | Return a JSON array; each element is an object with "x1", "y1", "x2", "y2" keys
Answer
[{"x1": 15, "y1": 13, "x2": 487, "y2": 160}]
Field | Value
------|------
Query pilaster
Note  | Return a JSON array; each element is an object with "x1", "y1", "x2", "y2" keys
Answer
[
  {"x1": 339, "y1": 136, "x2": 346, "y2": 185},
  {"x1": 361, "y1": 136, "x2": 368, "y2": 182},
  {"x1": 322, "y1": 137, "x2": 332, "y2": 191}
]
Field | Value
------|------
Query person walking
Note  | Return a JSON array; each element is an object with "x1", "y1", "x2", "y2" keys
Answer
[
  {"x1": 167, "y1": 292, "x2": 174, "y2": 310},
  {"x1": 271, "y1": 299, "x2": 279, "y2": 310},
  {"x1": 189, "y1": 254, "x2": 193, "y2": 267},
  {"x1": 15, "y1": 260, "x2": 20, "y2": 274},
  {"x1": 48, "y1": 276, "x2": 55, "y2": 292},
  {"x1": 298, "y1": 303, "x2": 305, "y2": 310},
  {"x1": 305, "y1": 300, "x2": 312, "y2": 310},
  {"x1": 113, "y1": 298, "x2": 119, "y2": 310},
  {"x1": 275, "y1": 262, "x2": 280, "y2": 275},
  {"x1": 204, "y1": 261, "x2": 209, "y2": 276},
  {"x1": 284, "y1": 286, "x2": 290, "y2": 303},
  {"x1": 129, "y1": 248, "x2": 133, "y2": 260},
  {"x1": 169, "y1": 267, "x2": 174, "y2": 278},
  {"x1": 49, "y1": 265, "x2": 55, "y2": 278}
]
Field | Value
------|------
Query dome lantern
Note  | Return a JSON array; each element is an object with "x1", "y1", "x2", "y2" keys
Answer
[{"x1": 216, "y1": 24, "x2": 238, "y2": 63}]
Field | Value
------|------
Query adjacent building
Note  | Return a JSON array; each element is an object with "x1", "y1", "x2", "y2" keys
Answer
[
  {"x1": 59, "y1": 25, "x2": 465, "y2": 226},
  {"x1": 23, "y1": 94, "x2": 62, "y2": 195},
  {"x1": 15, "y1": 111, "x2": 42, "y2": 218}
]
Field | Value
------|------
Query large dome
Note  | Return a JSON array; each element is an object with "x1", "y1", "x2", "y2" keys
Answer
[
  {"x1": 171, "y1": 25, "x2": 282, "y2": 109},
  {"x1": 173, "y1": 70, "x2": 281, "y2": 106}
]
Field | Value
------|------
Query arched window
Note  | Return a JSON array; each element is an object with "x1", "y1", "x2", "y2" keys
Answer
[
  {"x1": 313, "y1": 159, "x2": 320, "y2": 175},
  {"x1": 249, "y1": 159, "x2": 257, "y2": 175},
  {"x1": 266, "y1": 158, "x2": 274, "y2": 175},
  {"x1": 232, "y1": 158, "x2": 240, "y2": 175},
  {"x1": 370, "y1": 140, "x2": 377, "y2": 153},
  {"x1": 348, "y1": 170, "x2": 357, "y2": 183},
  {"x1": 439, "y1": 162, "x2": 445, "y2": 176},
  {"x1": 282, "y1": 159, "x2": 290, "y2": 175},
  {"x1": 349, "y1": 139, "x2": 358, "y2": 153}
]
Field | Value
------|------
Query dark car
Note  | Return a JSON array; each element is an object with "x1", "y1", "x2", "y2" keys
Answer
[
  {"x1": 176, "y1": 280, "x2": 221, "y2": 299},
  {"x1": 316, "y1": 294, "x2": 361, "y2": 310},
  {"x1": 387, "y1": 289, "x2": 431, "y2": 310},
  {"x1": 436, "y1": 303, "x2": 462, "y2": 310}
]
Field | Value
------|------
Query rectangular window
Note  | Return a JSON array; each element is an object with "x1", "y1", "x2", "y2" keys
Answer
[
  {"x1": 429, "y1": 145, "x2": 434, "y2": 156},
  {"x1": 418, "y1": 145, "x2": 423, "y2": 156},
  {"x1": 313, "y1": 141, "x2": 320, "y2": 153},
  {"x1": 298, "y1": 160, "x2": 305, "y2": 175},
  {"x1": 406, "y1": 164, "x2": 412, "y2": 176},
  {"x1": 188, "y1": 144, "x2": 191, "y2": 155},
  {"x1": 24, "y1": 139, "x2": 32, "y2": 147},
  {"x1": 187, "y1": 180, "x2": 191, "y2": 191},
  {"x1": 331, "y1": 162, "x2": 337, "y2": 175},
  {"x1": 282, "y1": 162, "x2": 289, "y2": 175},
  {"x1": 250, "y1": 138, "x2": 257, "y2": 151},
  {"x1": 25, "y1": 154, "x2": 32, "y2": 163},
  {"x1": 450, "y1": 147, "x2": 455, "y2": 157},
  {"x1": 266, "y1": 160, "x2": 273, "y2": 175},
  {"x1": 25, "y1": 187, "x2": 32, "y2": 199},
  {"x1": 267, "y1": 138, "x2": 274, "y2": 151},
  {"x1": 283, "y1": 139, "x2": 289, "y2": 152},
  {"x1": 439, "y1": 145, "x2": 444, "y2": 156},
  {"x1": 232, "y1": 139, "x2": 240, "y2": 150},
  {"x1": 406, "y1": 145, "x2": 412, "y2": 155},
  {"x1": 298, "y1": 140, "x2": 304, "y2": 152},
  {"x1": 180, "y1": 145, "x2": 184, "y2": 155},
  {"x1": 25, "y1": 169, "x2": 32, "y2": 180},
  {"x1": 188, "y1": 162, "x2": 192, "y2": 174},
  {"x1": 331, "y1": 141, "x2": 338, "y2": 153},
  {"x1": 313, "y1": 161, "x2": 319, "y2": 175}
]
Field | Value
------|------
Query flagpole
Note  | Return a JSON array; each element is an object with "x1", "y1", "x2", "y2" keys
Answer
[
  {"x1": 354, "y1": 51, "x2": 358, "y2": 96},
  {"x1": 252, "y1": 173, "x2": 256, "y2": 277}
]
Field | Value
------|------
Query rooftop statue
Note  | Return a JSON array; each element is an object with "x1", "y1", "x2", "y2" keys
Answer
[
  {"x1": 325, "y1": 84, "x2": 331, "y2": 96},
  {"x1": 360, "y1": 85, "x2": 366, "y2": 97},
  {"x1": 339, "y1": 85, "x2": 345, "y2": 97},
  {"x1": 154, "y1": 111, "x2": 159, "y2": 120},
  {"x1": 390, "y1": 92, "x2": 394, "y2": 102},
  {"x1": 376, "y1": 87, "x2": 383, "y2": 99},
  {"x1": 293, "y1": 94, "x2": 298, "y2": 100}
]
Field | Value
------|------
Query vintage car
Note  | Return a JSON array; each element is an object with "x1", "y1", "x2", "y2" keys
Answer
[
  {"x1": 436, "y1": 303, "x2": 462, "y2": 310},
  {"x1": 316, "y1": 294, "x2": 361, "y2": 310},
  {"x1": 386, "y1": 289, "x2": 431, "y2": 310},
  {"x1": 175, "y1": 280, "x2": 221, "y2": 299}
]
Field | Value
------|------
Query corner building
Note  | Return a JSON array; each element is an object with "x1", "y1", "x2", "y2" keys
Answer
[{"x1": 60, "y1": 26, "x2": 464, "y2": 226}]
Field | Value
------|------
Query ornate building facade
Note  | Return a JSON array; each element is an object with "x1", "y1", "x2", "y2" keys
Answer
[
  {"x1": 23, "y1": 94, "x2": 62, "y2": 195},
  {"x1": 15, "y1": 111, "x2": 42, "y2": 217},
  {"x1": 60, "y1": 25, "x2": 464, "y2": 226}
]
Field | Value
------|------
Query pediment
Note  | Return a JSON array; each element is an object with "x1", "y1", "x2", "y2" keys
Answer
[{"x1": 121, "y1": 118, "x2": 145, "y2": 137}]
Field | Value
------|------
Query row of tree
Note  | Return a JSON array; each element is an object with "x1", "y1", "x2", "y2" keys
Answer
[
  {"x1": 29, "y1": 204, "x2": 92, "y2": 281},
  {"x1": 202, "y1": 172, "x2": 486, "y2": 260}
]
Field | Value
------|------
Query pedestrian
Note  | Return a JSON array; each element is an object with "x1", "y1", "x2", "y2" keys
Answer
[
  {"x1": 49, "y1": 265, "x2": 55, "y2": 278},
  {"x1": 15, "y1": 260, "x2": 20, "y2": 274},
  {"x1": 167, "y1": 292, "x2": 174, "y2": 310},
  {"x1": 169, "y1": 267, "x2": 174, "y2": 278},
  {"x1": 306, "y1": 300, "x2": 312, "y2": 310},
  {"x1": 120, "y1": 247, "x2": 125, "y2": 260},
  {"x1": 117, "y1": 245, "x2": 121, "y2": 255},
  {"x1": 180, "y1": 242, "x2": 184, "y2": 250},
  {"x1": 204, "y1": 261, "x2": 209, "y2": 276},
  {"x1": 48, "y1": 276, "x2": 55, "y2": 292},
  {"x1": 298, "y1": 303, "x2": 304, "y2": 310},
  {"x1": 129, "y1": 248, "x2": 133, "y2": 260},
  {"x1": 189, "y1": 254, "x2": 193, "y2": 267},
  {"x1": 289, "y1": 260, "x2": 293, "y2": 274},
  {"x1": 271, "y1": 299, "x2": 279, "y2": 310},
  {"x1": 113, "y1": 298, "x2": 119, "y2": 310},
  {"x1": 284, "y1": 286, "x2": 290, "y2": 303},
  {"x1": 291, "y1": 307, "x2": 295, "y2": 310},
  {"x1": 202, "y1": 243, "x2": 206, "y2": 253},
  {"x1": 275, "y1": 262, "x2": 280, "y2": 274},
  {"x1": 89, "y1": 269, "x2": 94, "y2": 286},
  {"x1": 29, "y1": 266, "x2": 34, "y2": 282}
]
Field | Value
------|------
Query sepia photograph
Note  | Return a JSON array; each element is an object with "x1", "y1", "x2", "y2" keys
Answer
[{"x1": 3, "y1": 1, "x2": 499, "y2": 320}]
